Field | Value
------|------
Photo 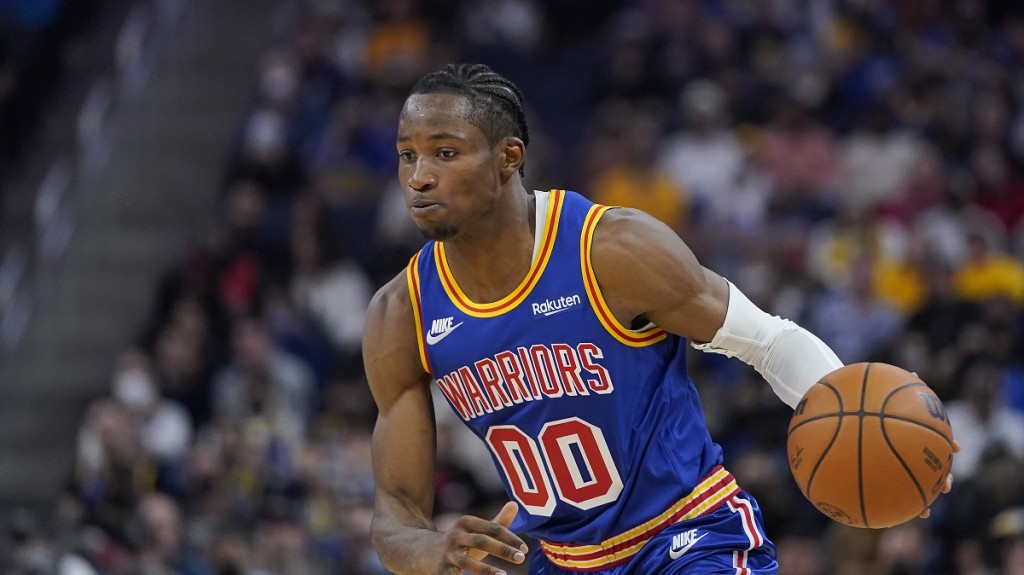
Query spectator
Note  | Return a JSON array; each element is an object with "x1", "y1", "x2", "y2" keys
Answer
[
  {"x1": 842, "y1": 101, "x2": 923, "y2": 211},
  {"x1": 112, "y1": 349, "x2": 193, "y2": 464},
  {"x1": 288, "y1": 203, "x2": 373, "y2": 365},
  {"x1": 806, "y1": 253, "x2": 903, "y2": 363},
  {"x1": 878, "y1": 142, "x2": 948, "y2": 226},
  {"x1": 250, "y1": 500, "x2": 322, "y2": 575},
  {"x1": 588, "y1": 102, "x2": 690, "y2": 234},
  {"x1": 756, "y1": 92, "x2": 843, "y2": 223},
  {"x1": 152, "y1": 324, "x2": 213, "y2": 427},
  {"x1": 945, "y1": 359, "x2": 1024, "y2": 480},
  {"x1": 873, "y1": 521, "x2": 932, "y2": 575},
  {"x1": 969, "y1": 142, "x2": 1024, "y2": 234},
  {"x1": 914, "y1": 182, "x2": 1007, "y2": 269},
  {"x1": 211, "y1": 314, "x2": 316, "y2": 451},
  {"x1": 126, "y1": 493, "x2": 211, "y2": 575},
  {"x1": 954, "y1": 231, "x2": 1024, "y2": 305},
  {"x1": 71, "y1": 399, "x2": 177, "y2": 556},
  {"x1": 900, "y1": 260, "x2": 982, "y2": 397},
  {"x1": 991, "y1": 507, "x2": 1024, "y2": 575},
  {"x1": 659, "y1": 79, "x2": 750, "y2": 226},
  {"x1": 362, "y1": 0, "x2": 431, "y2": 88}
]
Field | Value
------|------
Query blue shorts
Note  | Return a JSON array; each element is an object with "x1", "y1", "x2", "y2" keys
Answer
[{"x1": 529, "y1": 492, "x2": 778, "y2": 575}]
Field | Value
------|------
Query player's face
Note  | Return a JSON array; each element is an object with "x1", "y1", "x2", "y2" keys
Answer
[{"x1": 396, "y1": 93, "x2": 503, "y2": 241}]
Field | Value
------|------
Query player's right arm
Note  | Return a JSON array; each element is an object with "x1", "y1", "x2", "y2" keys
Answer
[{"x1": 363, "y1": 273, "x2": 528, "y2": 575}]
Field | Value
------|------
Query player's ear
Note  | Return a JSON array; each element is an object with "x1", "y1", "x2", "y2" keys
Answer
[{"x1": 499, "y1": 137, "x2": 525, "y2": 178}]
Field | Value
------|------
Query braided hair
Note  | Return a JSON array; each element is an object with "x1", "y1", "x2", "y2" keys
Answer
[{"x1": 409, "y1": 63, "x2": 529, "y2": 175}]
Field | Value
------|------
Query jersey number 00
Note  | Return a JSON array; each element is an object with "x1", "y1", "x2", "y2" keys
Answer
[{"x1": 485, "y1": 416, "x2": 624, "y2": 516}]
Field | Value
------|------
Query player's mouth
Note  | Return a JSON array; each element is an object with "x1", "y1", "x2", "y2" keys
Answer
[{"x1": 410, "y1": 198, "x2": 443, "y2": 214}]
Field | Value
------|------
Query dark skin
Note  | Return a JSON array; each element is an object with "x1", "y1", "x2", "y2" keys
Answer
[{"x1": 363, "y1": 93, "x2": 956, "y2": 575}]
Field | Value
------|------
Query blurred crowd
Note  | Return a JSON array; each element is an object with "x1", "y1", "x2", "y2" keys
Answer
[{"x1": 5, "y1": 0, "x2": 1024, "y2": 573}]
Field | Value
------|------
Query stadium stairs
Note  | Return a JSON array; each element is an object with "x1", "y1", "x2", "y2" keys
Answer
[{"x1": 0, "y1": 0, "x2": 282, "y2": 511}]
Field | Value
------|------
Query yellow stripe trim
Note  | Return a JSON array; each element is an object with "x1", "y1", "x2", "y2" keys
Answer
[
  {"x1": 542, "y1": 484, "x2": 736, "y2": 569},
  {"x1": 436, "y1": 189, "x2": 563, "y2": 317},
  {"x1": 541, "y1": 468, "x2": 731, "y2": 556},
  {"x1": 405, "y1": 252, "x2": 431, "y2": 375},
  {"x1": 581, "y1": 205, "x2": 667, "y2": 347},
  {"x1": 541, "y1": 470, "x2": 738, "y2": 569}
]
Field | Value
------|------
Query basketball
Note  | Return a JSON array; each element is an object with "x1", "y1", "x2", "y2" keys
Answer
[{"x1": 787, "y1": 362, "x2": 955, "y2": 528}]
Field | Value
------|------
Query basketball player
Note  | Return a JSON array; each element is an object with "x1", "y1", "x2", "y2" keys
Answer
[{"x1": 363, "y1": 63, "x2": 955, "y2": 575}]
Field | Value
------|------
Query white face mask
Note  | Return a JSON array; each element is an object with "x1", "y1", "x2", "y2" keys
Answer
[
  {"x1": 244, "y1": 109, "x2": 287, "y2": 153},
  {"x1": 113, "y1": 371, "x2": 158, "y2": 409}
]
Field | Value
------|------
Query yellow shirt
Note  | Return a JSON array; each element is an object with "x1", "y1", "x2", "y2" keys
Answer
[
  {"x1": 954, "y1": 255, "x2": 1024, "y2": 304},
  {"x1": 590, "y1": 166, "x2": 689, "y2": 231},
  {"x1": 874, "y1": 259, "x2": 926, "y2": 315}
]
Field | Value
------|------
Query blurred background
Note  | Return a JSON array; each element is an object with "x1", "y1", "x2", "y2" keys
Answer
[{"x1": 1, "y1": 0, "x2": 1023, "y2": 573}]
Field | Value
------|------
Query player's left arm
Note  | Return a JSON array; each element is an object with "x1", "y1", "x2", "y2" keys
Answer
[
  {"x1": 590, "y1": 207, "x2": 957, "y2": 508},
  {"x1": 590, "y1": 207, "x2": 842, "y2": 408}
]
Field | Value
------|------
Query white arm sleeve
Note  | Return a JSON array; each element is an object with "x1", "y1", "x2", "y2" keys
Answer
[{"x1": 691, "y1": 281, "x2": 844, "y2": 408}]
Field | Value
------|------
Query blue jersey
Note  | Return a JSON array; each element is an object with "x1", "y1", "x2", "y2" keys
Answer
[{"x1": 407, "y1": 190, "x2": 744, "y2": 571}]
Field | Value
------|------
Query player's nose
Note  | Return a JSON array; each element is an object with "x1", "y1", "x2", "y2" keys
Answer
[{"x1": 407, "y1": 158, "x2": 437, "y2": 191}]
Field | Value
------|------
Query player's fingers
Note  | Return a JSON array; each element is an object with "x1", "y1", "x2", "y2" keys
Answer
[
  {"x1": 460, "y1": 531, "x2": 527, "y2": 565},
  {"x1": 951, "y1": 439, "x2": 961, "y2": 454},
  {"x1": 455, "y1": 512, "x2": 526, "y2": 564},
  {"x1": 492, "y1": 501, "x2": 520, "y2": 529},
  {"x1": 458, "y1": 514, "x2": 526, "y2": 550},
  {"x1": 919, "y1": 471, "x2": 955, "y2": 519},
  {"x1": 469, "y1": 501, "x2": 526, "y2": 561},
  {"x1": 451, "y1": 548, "x2": 517, "y2": 575}
]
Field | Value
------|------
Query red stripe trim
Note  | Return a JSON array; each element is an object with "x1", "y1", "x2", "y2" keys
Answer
[
  {"x1": 733, "y1": 550, "x2": 750, "y2": 574},
  {"x1": 580, "y1": 207, "x2": 665, "y2": 345},
  {"x1": 730, "y1": 495, "x2": 763, "y2": 549},
  {"x1": 544, "y1": 474, "x2": 736, "y2": 563},
  {"x1": 438, "y1": 190, "x2": 563, "y2": 315},
  {"x1": 405, "y1": 252, "x2": 432, "y2": 374},
  {"x1": 540, "y1": 467, "x2": 741, "y2": 571}
]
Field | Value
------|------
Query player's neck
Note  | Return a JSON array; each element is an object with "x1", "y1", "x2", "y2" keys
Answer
[{"x1": 441, "y1": 187, "x2": 536, "y2": 304}]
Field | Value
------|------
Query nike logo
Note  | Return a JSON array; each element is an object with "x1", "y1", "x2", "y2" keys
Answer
[
  {"x1": 425, "y1": 317, "x2": 463, "y2": 345},
  {"x1": 669, "y1": 529, "x2": 707, "y2": 560}
]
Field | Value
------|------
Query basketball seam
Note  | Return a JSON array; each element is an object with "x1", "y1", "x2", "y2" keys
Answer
[
  {"x1": 878, "y1": 419, "x2": 929, "y2": 510},
  {"x1": 879, "y1": 381, "x2": 941, "y2": 513},
  {"x1": 858, "y1": 363, "x2": 871, "y2": 529},
  {"x1": 803, "y1": 381, "x2": 843, "y2": 503},
  {"x1": 882, "y1": 382, "x2": 954, "y2": 442},
  {"x1": 880, "y1": 415, "x2": 954, "y2": 444},
  {"x1": 789, "y1": 412, "x2": 953, "y2": 445}
]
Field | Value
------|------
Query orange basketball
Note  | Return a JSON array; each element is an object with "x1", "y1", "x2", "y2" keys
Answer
[{"x1": 787, "y1": 362, "x2": 955, "y2": 528}]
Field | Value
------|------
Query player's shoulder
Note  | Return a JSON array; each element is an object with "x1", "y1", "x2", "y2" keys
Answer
[
  {"x1": 367, "y1": 266, "x2": 414, "y2": 324},
  {"x1": 363, "y1": 263, "x2": 421, "y2": 355},
  {"x1": 591, "y1": 206, "x2": 683, "y2": 254},
  {"x1": 363, "y1": 263, "x2": 432, "y2": 392},
  {"x1": 588, "y1": 205, "x2": 706, "y2": 292}
]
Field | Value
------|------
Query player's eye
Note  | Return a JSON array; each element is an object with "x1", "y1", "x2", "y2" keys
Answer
[
  {"x1": 398, "y1": 150, "x2": 415, "y2": 161},
  {"x1": 437, "y1": 149, "x2": 457, "y2": 159}
]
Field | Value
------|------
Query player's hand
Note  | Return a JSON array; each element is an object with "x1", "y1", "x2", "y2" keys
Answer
[
  {"x1": 432, "y1": 501, "x2": 528, "y2": 574},
  {"x1": 918, "y1": 439, "x2": 960, "y2": 519}
]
